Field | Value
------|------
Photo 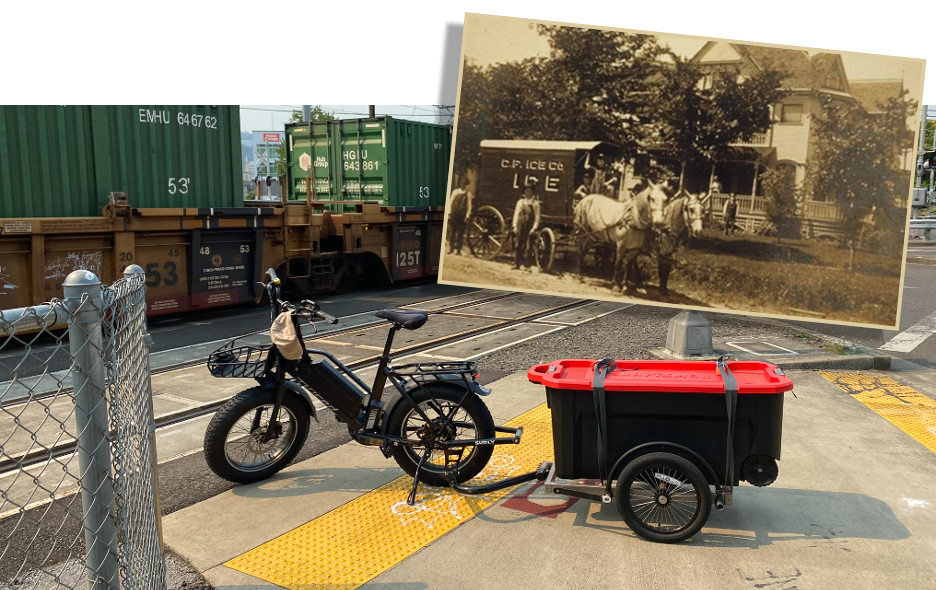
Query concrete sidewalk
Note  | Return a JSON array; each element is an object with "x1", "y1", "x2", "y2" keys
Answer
[{"x1": 162, "y1": 366, "x2": 936, "y2": 590}]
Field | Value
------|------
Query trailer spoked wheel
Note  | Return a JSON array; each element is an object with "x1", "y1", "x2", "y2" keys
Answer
[{"x1": 615, "y1": 452, "x2": 712, "y2": 543}]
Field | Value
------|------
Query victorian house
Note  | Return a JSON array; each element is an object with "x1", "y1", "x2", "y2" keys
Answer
[{"x1": 649, "y1": 42, "x2": 908, "y2": 238}]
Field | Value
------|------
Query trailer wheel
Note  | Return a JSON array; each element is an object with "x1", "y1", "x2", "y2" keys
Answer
[{"x1": 615, "y1": 452, "x2": 712, "y2": 543}]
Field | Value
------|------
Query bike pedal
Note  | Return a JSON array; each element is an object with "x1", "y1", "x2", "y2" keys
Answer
[{"x1": 379, "y1": 440, "x2": 394, "y2": 459}]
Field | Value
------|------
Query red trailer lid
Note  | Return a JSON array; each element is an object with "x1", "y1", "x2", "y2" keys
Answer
[{"x1": 528, "y1": 359, "x2": 793, "y2": 394}]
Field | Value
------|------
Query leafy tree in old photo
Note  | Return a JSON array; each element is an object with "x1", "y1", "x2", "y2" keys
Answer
[
  {"x1": 453, "y1": 26, "x2": 669, "y2": 171},
  {"x1": 760, "y1": 166, "x2": 799, "y2": 239},
  {"x1": 654, "y1": 56, "x2": 787, "y2": 190},
  {"x1": 804, "y1": 92, "x2": 918, "y2": 271},
  {"x1": 534, "y1": 25, "x2": 668, "y2": 155}
]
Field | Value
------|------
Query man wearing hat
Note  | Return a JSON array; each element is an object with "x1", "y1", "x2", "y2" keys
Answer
[
  {"x1": 448, "y1": 175, "x2": 473, "y2": 255},
  {"x1": 512, "y1": 177, "x2": 541, "y2": 270}
]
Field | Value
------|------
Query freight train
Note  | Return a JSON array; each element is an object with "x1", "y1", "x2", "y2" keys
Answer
[{"x1": 0, "y1": 106, "x2": 451, "y2": 318}]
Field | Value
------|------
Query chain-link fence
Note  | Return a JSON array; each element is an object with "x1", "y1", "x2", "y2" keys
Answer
[{"x1": 0, "y1": 266, "x2": 165, "y2": 590}]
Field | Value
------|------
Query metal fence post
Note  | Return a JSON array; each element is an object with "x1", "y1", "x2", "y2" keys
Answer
[
  {"x1": 64, "y1": 270, "x2": 120, "y2": 590},
  {"x1": 123, "y1": 264, "x2": 165, "y2": 552}
]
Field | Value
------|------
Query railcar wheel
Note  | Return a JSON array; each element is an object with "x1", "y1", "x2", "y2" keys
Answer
[
  {"x1": 615, "y1": 452, "x2": 712, "y2": 543},
  {"x1": 466, "y1": 206, "x2": 506, "y2": 259}
]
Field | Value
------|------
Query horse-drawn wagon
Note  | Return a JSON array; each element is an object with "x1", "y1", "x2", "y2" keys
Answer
[{"x1": 465, "y1": 140, "x2": 621, "y2": 272}]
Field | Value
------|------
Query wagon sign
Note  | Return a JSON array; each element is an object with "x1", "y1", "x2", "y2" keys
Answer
[{"x1": 465, "y1": 140, "x2": 621, "y2": 270}]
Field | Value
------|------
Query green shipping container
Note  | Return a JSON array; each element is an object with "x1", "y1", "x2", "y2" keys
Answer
[
  {"x1": 0, "y1": 105, "x2": 242, "y2": 218},
  {"x1": 285, "y1": 116, "x2": 452, "y2": 210}
]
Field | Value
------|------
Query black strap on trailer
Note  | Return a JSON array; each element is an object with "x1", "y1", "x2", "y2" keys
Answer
[
  {"x1": 592, "y1": 359, "x2": 617, "y2": 483},
  {"x1": 716, "y1": 357, "x2": 738, "y2": 487}
]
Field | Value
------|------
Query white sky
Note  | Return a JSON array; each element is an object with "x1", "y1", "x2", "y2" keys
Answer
[
  {"x1": 239, "y1": 105, "x2": 451, "y2": 133},
  {"x1": 462, "y1": 14, "x2": 925, "y2": 109}
]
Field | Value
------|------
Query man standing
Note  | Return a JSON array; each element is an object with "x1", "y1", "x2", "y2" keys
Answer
[
  {"x1": 723, "y1": 193, "x2": 739, "y2": 236},
  {"x1": 512, "y1": 178, "x2": 541, "y2": 270},
  {"x1": 448, "y1": 176, "x2": 473, "y2": 254}
]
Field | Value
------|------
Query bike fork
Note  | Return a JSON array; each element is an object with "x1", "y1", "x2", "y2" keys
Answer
[{"x1": 261, "y1": 376, "x2": 287, "y2": 444}]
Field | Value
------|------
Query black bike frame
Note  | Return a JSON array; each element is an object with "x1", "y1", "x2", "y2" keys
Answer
[{"x1": 256, "y1": 281, "x2": 520, "y2": 452}]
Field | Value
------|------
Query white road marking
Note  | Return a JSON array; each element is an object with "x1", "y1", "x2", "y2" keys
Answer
[{"x1": 879, "y1": 310, "x2": 936, "y2": 352}]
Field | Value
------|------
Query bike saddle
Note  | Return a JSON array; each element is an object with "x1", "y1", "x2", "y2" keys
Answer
[{"x1": 375, "y1": 309, "x2": 428, "y2": 330}]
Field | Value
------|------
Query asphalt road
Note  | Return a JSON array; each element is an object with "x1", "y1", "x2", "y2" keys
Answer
[
  {"x1": 789, "y1": 262, "x2": 936, "y2": 368},
  {"x1": 905, "y1": 243, "x2": 936, "y2": 261}
]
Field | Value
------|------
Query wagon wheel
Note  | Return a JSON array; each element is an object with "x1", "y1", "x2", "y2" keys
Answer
[
  {"x1": 535, "y1": 227, "x2": 557, "y2": 273},
  {"x1": 467, "y1": 206, "x2": 507, "y2": 259}
]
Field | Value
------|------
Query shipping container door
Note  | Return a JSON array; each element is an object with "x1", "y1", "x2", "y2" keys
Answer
[
  {"x1": 333, "y1": 119, "x2": 388, "y2": 211},
  {"x1": 286, "y1": 123, "x2": 336, "y2": 202}
]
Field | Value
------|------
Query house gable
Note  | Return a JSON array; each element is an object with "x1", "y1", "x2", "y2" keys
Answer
[
  {"x1": 810, "y1": 53, "x2": 850, "y2": 94},
  {"x1": 694, "y1": 41, "x2": 746, "y2": 65}
]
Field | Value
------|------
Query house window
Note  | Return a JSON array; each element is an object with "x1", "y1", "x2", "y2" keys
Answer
[{"x1": 781, "y1": 104, "x2": 803, "y2": 124}]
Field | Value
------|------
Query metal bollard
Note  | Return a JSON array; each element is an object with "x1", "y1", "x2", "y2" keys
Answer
[
  {"x1": 123, "y1": 264, "x2": 165, "y2": 553},
  {"x1": 64, "y1": 270, "x2": 120, "y2": 590}
]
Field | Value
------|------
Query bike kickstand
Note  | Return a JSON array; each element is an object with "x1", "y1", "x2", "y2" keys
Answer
[{"x1": 407, "y1": 448, "x2": 433, "y2": 506}]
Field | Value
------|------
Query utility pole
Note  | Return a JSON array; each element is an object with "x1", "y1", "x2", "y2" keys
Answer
[
  {"x1": 301, "y1": 105, "x2": 311, "y2": 122},
  {"x1": 368, "y1": 105, "x2": 376, "y2": 118},
  {"x1": 917, "y1": 106, "x2": 927, "y2": 189}
]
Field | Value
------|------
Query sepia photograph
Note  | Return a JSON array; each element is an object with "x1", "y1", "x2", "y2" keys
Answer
[{"x1": 440, "y1": 13, "x2": 926, "y2": 329}]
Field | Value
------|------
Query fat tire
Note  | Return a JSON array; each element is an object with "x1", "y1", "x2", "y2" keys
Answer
[
  {"x1": 204, "y1": 386, "x2": 310, "y2": 484},
  {"x1": 615, "y1": 452, "x2": 712, "y2": 543},
  {"x1": 386, "y1": 383, "x2": 495, "y2": 486}
]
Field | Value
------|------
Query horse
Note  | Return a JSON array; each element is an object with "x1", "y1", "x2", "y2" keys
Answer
[
  {"x1": 654, "y1": 194, "x2": 704, "y2": 296},
  {"x1": 572, "y1": 181, "x2": 668, "y2": 294}
]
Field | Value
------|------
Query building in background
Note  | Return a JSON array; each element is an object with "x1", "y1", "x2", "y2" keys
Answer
[{"x1": 240, "y1": 130, "x2": 284, "y2": 200}]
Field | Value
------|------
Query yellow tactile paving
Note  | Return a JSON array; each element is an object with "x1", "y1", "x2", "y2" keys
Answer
[
  {"x1": 819, "y1": 371, "x2": 936, "y2": 454},
  {"x1": 224, "y1": 403, "x2": 555, "y2": 590}
]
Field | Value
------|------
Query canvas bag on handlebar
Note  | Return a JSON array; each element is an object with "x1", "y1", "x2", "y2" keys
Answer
[{"x1": 270, "y1": 311, "x2": 304, "y2": 360}]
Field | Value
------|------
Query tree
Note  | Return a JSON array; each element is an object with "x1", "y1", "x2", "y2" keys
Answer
[
  {"x1": 760, "y1": 167, "x2": 799, "y2": 239},
  {"x1": 804, "y1": 92, "x2": 918, "y2": 271},
  {"x1": 274, "y1": 106, "x2": 336, "y2": 176},
  {"x1": 452, "y1": 26, "x2": 668, "y2": 172},
  {"x1": 654, "y1": 56, "x2": 787, "y2": 190},
  {"x1": 534, "y1": 25, "x2": 669, "y2": 156}
]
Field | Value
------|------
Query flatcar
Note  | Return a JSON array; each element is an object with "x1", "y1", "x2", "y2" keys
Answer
[{"x1": 0, "y1": 106, "x2": 451, "y2": 319}]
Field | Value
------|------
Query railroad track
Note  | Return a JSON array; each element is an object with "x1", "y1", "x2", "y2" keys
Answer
[{"x1": 0, "y1": 290, "x2": 591, "y2": 474}]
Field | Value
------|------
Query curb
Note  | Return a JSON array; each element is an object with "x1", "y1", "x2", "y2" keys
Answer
[
  {"x1": 647, "y1": 348, "x2": 888, "y2": 371},
  {"x1": 732, "y1": 319, "x2": 893, "y2": 371},
  {"x1": 906, "y1": 257, "x2": 936, "y2": 266}
]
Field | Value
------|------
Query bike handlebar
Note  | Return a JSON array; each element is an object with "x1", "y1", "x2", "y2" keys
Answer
[
  {"x1": 316, "y1": 310, "x2": 339, "y2": 324},
  {"x1": 266, "y1": 268, "x2": 279, "y2": 283}
]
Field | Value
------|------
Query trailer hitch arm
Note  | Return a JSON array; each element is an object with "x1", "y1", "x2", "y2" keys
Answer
[{"x1": 446, "y1": 461, "x2": 552, "y2": 495}]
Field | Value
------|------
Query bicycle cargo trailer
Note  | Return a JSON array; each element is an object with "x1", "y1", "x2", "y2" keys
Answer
[{"x1": 526, "y1": 358, "x2": 793, "y2": 542}]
